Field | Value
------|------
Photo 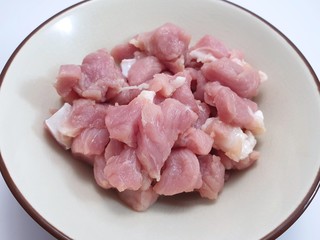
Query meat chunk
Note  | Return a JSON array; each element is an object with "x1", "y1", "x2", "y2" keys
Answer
[
  {"x1": 202, "y1": 117, "x2": 256, "y2": 161},
  {"x1": 55, "y1": 65, "x2": 81, "y2": 103},
  {"x1": 204, "y1": 81, "x2": 265, "y2": 134},
  {"x1": 136, "y1": 97, "x2": 198, "y2": 181},
  {"x1": 194, "y1": 101, "x2": 211, "y2": 129},
  {"x1": 118, "y1": 187, "x2": 159, "y2": 212},
  {"x1": 175, "y1": 127, "x2": 213, "y2": 155},
  {"x1": 153, "y1": 148, "x2": 202, "y2": 195},
  {"x1": 187, "y1": 35, "x2": 230, "y2": 64},
  {"x1": 219, "y1": 150, "x2": 260, "y2": 170},
  {"x1": 198, "y1": 154, "x2": 225, "y2": 200},
  {"x1": 172, "y1": 82, "x2": 199, "y2": 114},
  {"x1": 148, "y1": 73, "x2": 186, "y2": 98},
  {"x1": 131, "y1": 23, "x2": 191, "y2": 62},
  {"x1": 93, "y1": 155, "x2": 112, "y2": 189},
  {"x1": 44, "y1": 99, "x2": 109, "y2": 149},
  {"x1": 105, "y1": 90, "x2": 155, "y2": 147},
  {"x1": 201, "y1": 57, "x2": 261, "y2": 98},
  {"x1": 127, "y1": 56, "x2": 165, "y2": 86},
  {"x1": 59, "y1": 99, "x2": 109, "y2": 138},
  {"x1": 105, "y1": 147, "x2": 143, "y2": 192},
  {"x1": 110, "y1": 42, "x2": 139, "y2": 63},
  {"x1": 71, "y1": 128, "x2": 110, "y2": 165}
]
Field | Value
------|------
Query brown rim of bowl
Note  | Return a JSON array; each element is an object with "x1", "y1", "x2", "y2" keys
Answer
[{"x1": 0, "y1": 0, "x2": 319, "y2": 240}]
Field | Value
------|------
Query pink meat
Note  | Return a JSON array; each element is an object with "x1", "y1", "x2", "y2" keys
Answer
[
  {"x1": 130, "y1": 23, "x2": 191, "y2": 73},
  {"x1": 105, "y1": 147, "x2": 143, "y2": 192},
  {"x1": 201, "y1": 57, "x2": 261, "y2": 98},
  {"x1": 184, "y1": 68, "x2": 208, "y2": 101},
  {"x1": 71, "y1": 128, "x2": 110, "y2": 165},
  {"x1": 110, "y1": 42, "x2": 139, "y2": 63},
  {"x1": 194, "y1": 101, "x2": 211, "y2": 129},
  {"x1": 104, "y1": 139, "x2": 125, "y2": 160},
  {"x1": 127, "y1": 56, "x2": 165, "y2": 86},
  {"x1": 148, "y1": 73, "x2": 186, "y2": 98},
  {"x1": 93, "y1": 155, "x2": 112, "y2": 189},
  {"x1": 187, "y1": 35, "x2": 230, "y2": 64},
  {"x1": 59, "y1": 99, "x2": 109, "y2": 138},
  {"x1": 163, "y1": 55, "x2": 185, "y2": 74},
  {"x1": 153, "y1": 148, "x2": 202, "y2": 195},
  {"x1": 160, "y1": 98, "x2": 198, "y2": 133},
  {"x1": 73, "y1": 49, "x2": 126, "y2": 102},
  {"x1": 94, "y1": 139, "x2": 125, "y2": 190},
  {"x1": 132, "y1": 23, "x2": 191, "y2": 62},
  {"x1": 109, "y1": 88, "x2": 141, "y2": 105},
  {"x1": 55, "y1": 64, "x2": 81, "y2": 103},
  {"x1": 219, "y1": 150, "x2": 260, "y2": 170},
  {"x1": 136, "y1": 101, "x2": 168, "y2": 181},
  {"x1": 198, "y1": 155, "x2": 225, "y2": 200},
  {"x1": 105, "y1": 91, "x2": 154, "y2": 147},
  {"x1": 204, "y1": 81, "x2": 265, "y2": 134},
  {"x1": 118, "y1": 187, "x2": 159, "y2": 212},
  {"x1": 175, "y1": 127, "x2": 213, "y2": 155},
  {"x1": 136, "y1": 98, "x2": 198, "y2": 180},
  {"x1": 172, "y1": 82, "x2": 199, "y2": 114}
]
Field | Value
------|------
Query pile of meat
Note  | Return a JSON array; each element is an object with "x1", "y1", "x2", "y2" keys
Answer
[{"x1": 45, "y1": 23, "x2": 266, "y2": 211}]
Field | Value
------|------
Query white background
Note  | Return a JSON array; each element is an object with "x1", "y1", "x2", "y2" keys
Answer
[{"x1": 0, "y1": 1, "x2": 319, "y2": 239}]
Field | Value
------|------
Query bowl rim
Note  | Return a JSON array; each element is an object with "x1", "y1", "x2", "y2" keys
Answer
[{"x1": 0, "y1": 0, "x2": 319, "y2": 239}]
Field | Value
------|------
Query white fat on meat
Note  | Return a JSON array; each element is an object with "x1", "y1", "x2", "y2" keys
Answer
[
  {"x1": 171, "y1": 76, "x2": 186, "y2": 89},
  {"x1": 249, "y1": 109, "x2": 266, "y2": 135},
  {"x1": 139, "y1": 90, "x2": 156, "y2": 102},
  {"x1": 202, "y1": 118, "x2": 257, "y2": 162},
  {"x1": 189, "y1": 49, "x2": 218, "y2": 63},
  {"x1": 45, "y1": 103, "x2": 72, "y2": 149},
  {"x1": 120, "y1": 58, "x2": 137, "y2": 78},
  {"x1": 119, "y1": 83, "x2": 150, "y2": 92}
]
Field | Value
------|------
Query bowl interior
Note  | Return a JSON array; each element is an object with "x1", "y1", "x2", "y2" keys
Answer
[{"x1": 1, "y1": 0, "x2": 320, "y2": 239}]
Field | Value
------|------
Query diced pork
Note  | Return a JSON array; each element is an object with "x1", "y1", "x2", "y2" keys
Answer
[
  {"x1": 118, "y1": 187, "x2": 159, "y2": 212},
  {"x1": 55, "y1": 65, "x2": 81, "y2": 103},
  {"x1": 187, "y1": 35, "x2": 230, "y2": 64},
  {"x1": 153, "y1": 148, "x2": 202, "y2": 195},
  {"x1": 93, "y1": 155, "x2": 112, "y2": 189},
  {"x1": 71, "y1": 128, "x2": 110, "y2": 165},
  {"x1": 131, "y1": 23, "x2": 191, "y2": 62},
  {"x1": 148, "y1": 73, "x2": 186, "y2": 98},
  {"x1": 75, "y1": 49, "x2": 126, "y2": 101},
  {"x1": 204, "y1": 81, "x2": 265, "y2": 134},
  {"x1": 136, "y1": 97, "x2": 197, "y2": 180},
  {"x1": 105, "y1": 147, "x2": 143, "y2": 192},
  {"x1": 172, "y1": 82, "x2": 199, "y2": 114},
  {"x1": 201, "y1": 57, "x2": 261, "y2": 98},
  {"x1": 198, "y1": 154, "x2": 225, "y2": 200},
  {"x1": 175, "y1": 127, "x2": 213, "y2": 155},
  {"x1": 127, "y1": 56, "x2": 165, "y2": 86},
  {"x1": 194, "y1": 101, "x2": 211, "y2": 129},
  {"x1": 59, "y1": 99, "x2": 109, "y2": 138},
  {"x1": 110, "y1": 42, "x2": 139, "y2": 63},
  {"x1": 105, "y1": 90, "x2": 155, "y2": 147}
]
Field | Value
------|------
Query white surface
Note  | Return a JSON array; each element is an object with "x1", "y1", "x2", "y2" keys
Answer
[{"x1": 0, "y1": 0, "x2": 319, "y2": 240}]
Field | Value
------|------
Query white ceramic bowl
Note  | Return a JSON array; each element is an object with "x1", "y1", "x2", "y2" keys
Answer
[{"x1": 1, "y1": 0, "x2": 320, "y2": 239}]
